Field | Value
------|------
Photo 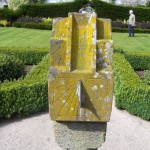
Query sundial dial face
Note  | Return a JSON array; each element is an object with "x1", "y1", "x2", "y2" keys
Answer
[{"x1": 49, "y1": 12, "x2": 113, "y2": 122}]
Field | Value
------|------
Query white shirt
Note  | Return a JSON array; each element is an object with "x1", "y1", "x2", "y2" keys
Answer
[{"x1": 129, "y1": 14, "x2": 135, "y2": 26}]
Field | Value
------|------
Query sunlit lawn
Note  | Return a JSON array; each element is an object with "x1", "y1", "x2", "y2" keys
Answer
[
  {"x1": 0, "y1": 27, "x2": 150, "y2": 53},
  {"x1": 0, "y1": 27, "x2": 50, "y2": 48},
  {"x1": 112, "y1": 32, "x2": 150, "y2": 53}
]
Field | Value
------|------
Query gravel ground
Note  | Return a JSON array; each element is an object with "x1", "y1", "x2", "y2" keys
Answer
[{"x1": 0, "y1": 102, "x2": 150, "y2": 150}]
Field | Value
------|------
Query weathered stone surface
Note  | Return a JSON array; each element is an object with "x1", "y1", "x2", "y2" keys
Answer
[
  {"x1": 48, "y1": 12, "x2": 114, "y2": 122},
  {"x1": 54, "y1": 122, "x2": 107, "y2": 150}
]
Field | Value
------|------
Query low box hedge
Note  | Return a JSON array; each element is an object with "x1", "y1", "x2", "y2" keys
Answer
[
  {"x1": 13, "y1": 22, "x2": 52, "y2": 30},
  {"x1": 0, "y1": 53, "x2": 24, "y2": 82},
  {"x1": 0, "y1": 54, "x2": 50, "y2": 118},
  {"x1": 112, "y1": 27, "x2": 150, "y2": 34},
  {"x1": 143, "y1": 70, "x2": 150, "y2": 85},
  {"x1": 113, "y1": 53, "x2": 150, "y2": 120},
  {"x1": 125, "y1": 51, "x2": 150, "y2": 70},
  {"x1": 114, "y1": 48, "x2": 150, "y2": 70},
  {"x1": 0, "y1": 46, "x2": 49, "y2": 65}
]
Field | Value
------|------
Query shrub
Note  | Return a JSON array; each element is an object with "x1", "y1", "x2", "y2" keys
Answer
[
  {"x1": 0, "y1": 54, "x2": 49, "y2": 118},
  {"x1": 114, "y1": 48, "x2": 150, "y2": 70},
  {"x1": 0, "y1": 47, "x2": 49, "y2": 65},
  {"x1": 13, "y1": 22, "x2": 52, "y2": 30},
  {"x1": 112, "y1": 27, "x2": 150, "y2": 33},
  {"x1": 125, "y1": 51, "x2": 150, "y2": 70},
  {"x1": 112, "y1": 21, "x2": 150, "y2": 29},
  {"x1": 91, "y1": 0, "x2": 150, "y2": 22},
  {"x1": 0, "y1": 53, "x2": 24, "y2": 82},
  {"x1": 8, "y1": 0, "x2": 28, "y2": 10},
  {"x1": 147, "y1": 0, "x2": 150, "y2": 7},
  {"x1": 0, "y1": 8, "x2": 15, "y2": 22},
  {"x1": 16, "y1": 0, "x2": 150, "y2": 21},
  {"x1": 16, "y1": 16, "x2": 42, "y2": 23},
  {"x1": 113, "y1": 53, "x2": 150, "y2": 120},
  {"x1": 0, "y1": 20, "x2": 10, "y2": 27},
  {"x1": 143, "y1": 70, "x2": 150, "y2": 85}
]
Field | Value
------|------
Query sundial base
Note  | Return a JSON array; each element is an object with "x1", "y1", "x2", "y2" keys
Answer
[{"x1": 54, "y1": 121, "x2": 107, "y2": 150}]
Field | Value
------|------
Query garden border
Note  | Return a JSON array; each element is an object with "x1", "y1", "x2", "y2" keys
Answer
[{"x1": 113, "y1": 53, "x2": 150, "y2": 120}]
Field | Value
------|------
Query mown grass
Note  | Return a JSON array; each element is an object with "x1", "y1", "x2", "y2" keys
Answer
[
  {"x1": 0, "y1": 27, "x2": 150, "y2": 53},
  {"x1": 112, "y1": 32, "x2": 150, "y2": 53},
  {"x1": 0, "y1": 27, "x2": 50, "y2": 48}
]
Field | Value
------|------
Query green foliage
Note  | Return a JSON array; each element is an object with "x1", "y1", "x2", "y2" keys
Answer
[
  {"x1": 0, "y1": 20, "x2": 10, "y2": 27},
  {"x1": 112, "y1": 27, "x2": 150, "y2": 34},
  {"x1": 13, "y1": 22, "x2": 52, "y2": 30},
  {"x1": 143, "y1": 70, "x2": 150, "y2": 85},
  {"x1": 8, "y1": 0, "x2": 28, "y2": 10},
  {"x1": 0, "y1": 55, "x2": 50, "y2": 118},
  {"x1": 125, "y1": 52, "x2": 150, "y2": 70},
  {"x1": 31, "y1": 0, "x2": 46, "y2": 3},
  {"x1": 1, "y1": 1, "x2": 150, "y2": 23},
  {"x1": 147, "y1": 0, "x2": 150, "y2": 7},
  {"x1": 42, "y1": 17, "x2": 52, "y2": 24},
  {"x1": 0, "y1": 8, "x2": 16, "y2": 22},
  {"x1": 113, "y1": 53, "x2": 150, "y2": 120},
  {"x1": 0, "y1": 47, "x2": 49, "y2": 65},
  {"x1": 91, "y1": 0, "x2": 150, "y2": 22},
  {"x1": 0, "y1": 53, "x2": 24, "y2": 82},
  {"x1": 18, "y1": 2, "x2": 78, "y2": 18},
  {"x1": 17, "y1": 0, "x2": 150, "y2": 21}
]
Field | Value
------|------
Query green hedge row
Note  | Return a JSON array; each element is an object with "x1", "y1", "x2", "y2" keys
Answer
[
  {"x1": 143, "y1": 70, "x2": 150, "y2": 85},
  {"x1": 13, "y1": 22, "x2": 52, "y2": 30},
  {"x1": 125, "y1": 52, "x2": 150, "y2": 70},
  {"x1": 113, "y1": 53, "x2": 150, "y2": 120},
  {"x1": 112, "y1": 27, "x2": 150, "y2": 34},
  {"x1": 0, "y1": 54, "x2": 49, "y2": 118},
  {"x1": 0, "y1": 47, "x2": 49, "y2": 65},
  {"x1": 92, "y1": 0, "x2": 150, "y2": 22},
  {"x1": 1, "y1": 0, "x2": 150, "y2": 22},
  {"x1": 114, "y1": 48, "x2": 150, "y2": 70},
  {"x1": 0, "y1": 53, "x2": 24, "y2": 82},
  {"x1": 18, "y1": 0, "x2": 150, "y2": 21}
]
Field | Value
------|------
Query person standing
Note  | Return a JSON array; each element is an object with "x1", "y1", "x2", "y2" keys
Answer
[{"x1": 128, "y1": 10, "x2": 135, "y2": 37}]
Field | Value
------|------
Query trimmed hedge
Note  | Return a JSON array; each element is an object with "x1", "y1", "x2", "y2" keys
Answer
[
  {"x1": 114, "y1": 48, "x2": 150, "y2": 70},
  {"x1": 143, "y1": 70, "x2": 150, "y2": 85},
  {"x1": 0, "y1": 47, "x2": 49, "y2": 65},
  {"x1": 0, "y1": 54, "x2": 49, "y2": 118},
  {"x1": 13, "y1": 22, "x2": 52, "y2": 30},
  {"x1": 125, "y1": 52, "x2": 150, "y2": 70},
  {"x1": 92, "y1": 0, "x2": 150, "y2": 22},
  {"x1": 1, "y1": 1, "x2": 150, "y2": 22},
  {"x1": 17, "y1": 0, "x2": 150, "y2": 21},
  {"x1": 112, "y1": 27, "x2": 150, "y2": 34},
  {"x1": 0, "y1": 53, "x2": 24, "y2": 82},
  {"x1": 113, "y1": 53, "x2": 150, "y2": 120}
]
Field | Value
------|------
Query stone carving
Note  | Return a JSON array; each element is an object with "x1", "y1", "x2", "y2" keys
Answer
[
  {"x1": 48, "y1": 12, "x2": 113, "y2": 122},
  {"x1": 48, "y1": 11, "x2": 114, "y2": 149}
]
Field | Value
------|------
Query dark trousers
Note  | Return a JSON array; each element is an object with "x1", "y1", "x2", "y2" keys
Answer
[{"x1": 128, "y1": 25, "x2": 134, "y2": 37}]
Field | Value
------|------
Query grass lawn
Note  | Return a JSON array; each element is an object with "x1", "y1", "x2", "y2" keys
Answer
[
  {"x1": 112, "y1": 32, "x2": 150, "y2": 53},
  {"x1": 0, "y1": 27, "x2": 150, "y2": 53},
  {"x1": 0, "y1": 27, "x2": 50, "y2": 48}
]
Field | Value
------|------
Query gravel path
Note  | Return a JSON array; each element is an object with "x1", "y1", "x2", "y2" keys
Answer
[{"x1": 0, "y1": 103, "x2": 150, "y2": 150}]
